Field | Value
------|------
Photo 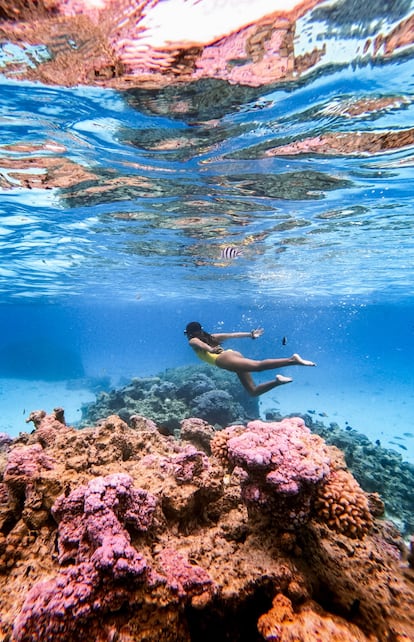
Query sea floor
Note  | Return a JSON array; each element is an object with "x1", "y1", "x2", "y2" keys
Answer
[
  {"x1": 0, "y1": 375, "x2": 413, "y2": 464},
  {"x1": 0, "y1": 379, "x2": 96, "y2": 437}
]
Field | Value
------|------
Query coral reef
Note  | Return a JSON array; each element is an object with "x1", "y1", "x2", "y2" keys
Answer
[
  {"x1": 80, "y1": 365, "x2": 258, "y2": 433},
  {"x1": 0, "y1": 408, "x2": 414, "y2": 641},
  {"x1": 265, "y1": 409, "x2": 414, "y2": 537}
]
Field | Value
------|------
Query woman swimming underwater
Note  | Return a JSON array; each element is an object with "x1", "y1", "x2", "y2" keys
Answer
[{"x1": 184, "y1": 321, "x2": 316, "y2": 397}]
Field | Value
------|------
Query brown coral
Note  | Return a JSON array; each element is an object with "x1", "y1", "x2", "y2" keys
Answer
[
  {"x1": 314, "y1": 469, "x2": 373, "y2": 539},
  {"x1": 210, "y1": 424, "x2": 245, "y2": 466}
]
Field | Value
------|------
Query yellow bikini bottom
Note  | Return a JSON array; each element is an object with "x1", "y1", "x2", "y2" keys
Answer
[{"x1": 195, "y1": 349, "x2": 233, "y2": 367}]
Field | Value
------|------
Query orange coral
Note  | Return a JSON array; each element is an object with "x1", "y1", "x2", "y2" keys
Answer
[
  {"x1": 258, "y1": 593, "x2": 294, "y2": 639},
  {"x1": 314, "y1": 469, "x2": 373, "y2": 539},
  {"x1": 258, "y1": 593, "x2": 372, "y2": 641}
]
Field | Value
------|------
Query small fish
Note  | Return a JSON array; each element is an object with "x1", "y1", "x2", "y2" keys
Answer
[
  {"x1": 375, "y1": 439, "x2": 381, "y2": 447},
  {"x1": 282, "y1": 336, "x2": 287, "y2": 346},
  {"x1": 403, "y1": 432, "x2": 414, "y2": 438},
  {"x1": 220, "y1": 246, "x2": 243, "y2": 260},
  {"x1": 318, "y1": 412, "x2": 328, "y2": 417},
  {"x1": 397, "y1": 444, "x2": 408, "y2": 451}
]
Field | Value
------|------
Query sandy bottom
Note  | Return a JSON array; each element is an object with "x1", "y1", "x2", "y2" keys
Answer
[
  {"x1": 0, "y1": 375, "x2": 413, "y2": 465},
  {"x1": 0, "y1": 379, "x2": 95, "y2": 437}
]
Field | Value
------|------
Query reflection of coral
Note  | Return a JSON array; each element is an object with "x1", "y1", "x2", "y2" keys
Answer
[
  {"x1": 2, "y1": 0, "x2": 414, "y2": 90},
  {"x1": 0, "y1": 0, "x2": 319, "y2": 88},
  {"x1": 0, "y1": 144, "x2": 97, "y2": 190},
  {"x1": 258, "y1": 593, "x2": 371, "y2": 641},
  {"x1": 266, "y1": 127, "x2": 414, "y2": 157},
  {"x1": 314, "y1": 469, "x2": 373, "y2": 539}
]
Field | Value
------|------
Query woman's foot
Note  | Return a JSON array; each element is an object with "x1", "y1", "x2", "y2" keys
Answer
[
  {"x1": 292, "y1": 353, "x2": 316, "y2": 367},
  {"x1": 276, "y1": 374, "x2": 293, "y2": 385}
]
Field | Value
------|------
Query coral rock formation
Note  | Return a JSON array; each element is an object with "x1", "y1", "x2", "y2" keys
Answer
[
  {"x1": 213, "y1": 417, "x2": 331, "y2": 527},
  {"x1": 0, "y1": 408, "x2": 414, "y2": 641}
]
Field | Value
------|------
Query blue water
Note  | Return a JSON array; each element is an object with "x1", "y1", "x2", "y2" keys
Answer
[{"x1": 0, "y1": 31, "x2": 414, "y2": 459}]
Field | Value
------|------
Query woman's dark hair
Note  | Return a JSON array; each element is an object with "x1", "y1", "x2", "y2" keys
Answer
[{"x1": 184, "y1": 321, "x2": 219, "y2": 347}]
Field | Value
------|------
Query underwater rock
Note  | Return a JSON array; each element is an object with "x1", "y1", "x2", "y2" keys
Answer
[
  {"x1": 80, "y1": 364, "x2": 259, "y2": 433},
  {"x1": 0, "y1": 433, "x2": 12, "y2": 452},
  {"x1": 1, "y1": 409, "x2": 414, "y2": 641}
]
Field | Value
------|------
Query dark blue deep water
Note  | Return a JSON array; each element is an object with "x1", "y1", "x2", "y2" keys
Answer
[{"x1": 0, "y1": 13, "x2": 413, "y2": 463}]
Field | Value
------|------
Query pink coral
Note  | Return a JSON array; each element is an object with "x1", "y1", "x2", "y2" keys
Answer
[
  {"x1": 26, "y1": 408, "x2": 68, "y2": 447},
  {"x1": 3, "y1": 443, "x2": 55, "y2": 518},
  {"x1": 52, "y1": 473, "x2": 157, "y2": 565},
  {"x1": 224, "y1": 418, "x2": 331, "y2": 527},
  {"x1": 171, "y1": 444, "x2": 209, "y2": 484},
  {"x1": 4, "y1": 444, "x2": 54, "y2": 481},
  {"x1": 156, "y1": 548, "x2": 215, "y2": 604},
  {"x1": 13, "y1": 474, "x2": 157, "y2": 641}
]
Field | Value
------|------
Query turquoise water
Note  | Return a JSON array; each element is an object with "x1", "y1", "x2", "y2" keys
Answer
[{"x1": 0, "y1": 34, "x2": 413, "y2": 459}]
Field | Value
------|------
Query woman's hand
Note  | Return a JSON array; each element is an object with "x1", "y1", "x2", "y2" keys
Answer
[
  {"x1": 211, "y1": 346, "x2": 224, "y2": 354},
  {"x1": 251, "y1": 327, "x2": 264, "y2": 339}
]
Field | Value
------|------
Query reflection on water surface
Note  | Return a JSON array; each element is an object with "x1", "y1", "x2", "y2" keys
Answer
[{"x1": 0, "y1": 0, "x2": 413, "y2": 303}]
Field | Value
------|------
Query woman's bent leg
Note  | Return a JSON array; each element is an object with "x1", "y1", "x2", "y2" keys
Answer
[{"x1": 237, "y1": 372, "x2": 292, "y2": 397}]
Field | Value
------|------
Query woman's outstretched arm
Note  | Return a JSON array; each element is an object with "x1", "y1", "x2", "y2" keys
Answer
[{"x1": 211, "y1": 328, "x2": 264, "y2": 342}]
